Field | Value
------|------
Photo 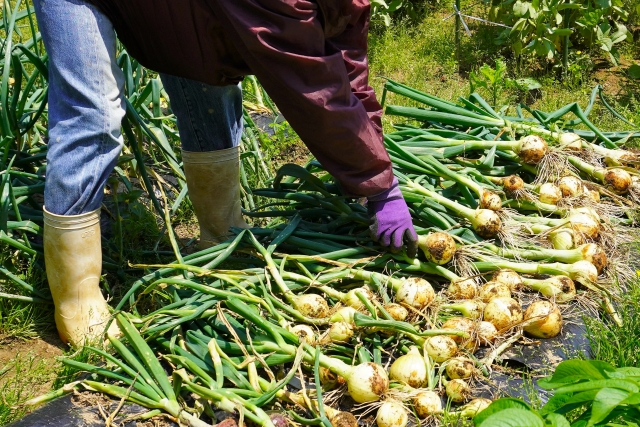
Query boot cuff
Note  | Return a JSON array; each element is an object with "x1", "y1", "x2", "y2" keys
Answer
[
  {"x1": 43, "y1": 206, "x2": 100, "y2": 229},
  {"x1": 182, "y1": 146, "x2": 239, "y2": 164}
]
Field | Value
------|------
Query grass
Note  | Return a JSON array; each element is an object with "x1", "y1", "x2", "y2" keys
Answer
[{"x1": 584, "y1": 278, "x2": 640, "y2": 368}]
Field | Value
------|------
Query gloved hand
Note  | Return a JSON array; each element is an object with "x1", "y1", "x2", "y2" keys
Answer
[{"x1": 368, "y1": 178, "x2": 418, "y2": 258}]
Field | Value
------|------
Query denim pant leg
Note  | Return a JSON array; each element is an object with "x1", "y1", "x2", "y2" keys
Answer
[
  {"x1": 159, "y1": 75, "x2": 243, "y2": 152},
  {"x1": 34, "y1": 0, "x2": 126, "y2": 216}
]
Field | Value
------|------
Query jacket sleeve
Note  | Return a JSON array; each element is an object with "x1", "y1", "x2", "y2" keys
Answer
[
  {"x1": 208, "y1": 0, "x2": 393, "y2": 197},
  {"x1": 324, "y1": 0, "x2": 384, "y2": 138}
]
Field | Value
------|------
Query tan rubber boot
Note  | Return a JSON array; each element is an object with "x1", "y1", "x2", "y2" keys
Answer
[
  {"x1": 43, "y1": 207, "x2": 119, "y2": 346},
  {"x1": 182, "y1": 146, "x2": 249, "y2": 248}
]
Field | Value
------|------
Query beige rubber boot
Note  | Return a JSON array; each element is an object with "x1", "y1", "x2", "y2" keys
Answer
[
  {"x1": 182, "y1": 146, "x2": 249, "y2": 248},
  {"x1": 43, "y1": 207, "x2": 119, "y2": 346}
]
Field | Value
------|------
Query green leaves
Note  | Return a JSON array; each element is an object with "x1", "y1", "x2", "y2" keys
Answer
[{"x1": 627, "y1": 64, "x2": 640, "y2": 80}]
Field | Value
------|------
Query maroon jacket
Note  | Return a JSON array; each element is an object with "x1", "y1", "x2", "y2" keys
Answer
[{"x1": 87, "y1": 0, "x2": 393, "y2": 197}]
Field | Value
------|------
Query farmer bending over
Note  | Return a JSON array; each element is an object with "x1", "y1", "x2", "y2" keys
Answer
[{"x1": 33, "y1": 0, "x2": 418, "y2": 346}]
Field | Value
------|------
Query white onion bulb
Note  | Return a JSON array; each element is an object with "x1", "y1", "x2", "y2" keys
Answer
[
  {"x1": 424, "y1": 335, "x2": 458, "y2": 363},
  {"x1": 413, "y1": 391, "x2": 443, "y2": 418},
  {"x1": 418, "y1": 232, "x2": 456, "y2": 265},
  {"x1": 346, "y1": 363, "x2": 389, "y2": 403},
  {"x1": 395, "y1": 277, "x2": 435, "y2": 309},
  {"x1": 483, "y1": 297, "x2": 523, "y2": 331},
  {"x1": 389, "y1": 346, "x2": 427, "y2": 388},
  {"x1": 523, "y1": 300, "x2": 563, "y2": 338},
  {"x1": 376, "y1": 401, "x2": 408, "y2": 427},
  {"x1": 479, "y1": 281, "x2": 512, "y2": 303}
]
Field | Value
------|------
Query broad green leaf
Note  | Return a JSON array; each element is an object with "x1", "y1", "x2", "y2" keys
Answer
[
  {"x1": 608, "y1": 367, "x2": 640, "y2": 379},
  {"x1": 475, "y1": 408, "x2": 544, "y2": 427},
  {"x1": 621, "y1": 392, "x2": 640, "y2": 405},
  {"x1": 541, "y1": 389, "x2": 599, "y2": 415},
  {"x1": 539, "y1": 360, "x2": 614, "y2": 388},
  {"x1": 553, "y1": 379, "x2": 639, "y2": 395},
  {"x1": 595, "y1": 0, "x2": 611, "y2": 8},
  {"x1": 543, "y1": 413, "x2": 571, "y2": 427},
  {"x1": 473, "y1": 399, "x2": 533, "y2": 425},
  {"x1": 588, "y1": 388, "x2": 631, "y2": 426}
]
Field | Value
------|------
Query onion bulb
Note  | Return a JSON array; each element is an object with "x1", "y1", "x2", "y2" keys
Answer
[
  {"x1": 503, "y1": 175, "x2": 524, "y2": 195},
  {"x1": 424, "y1": 335, "x2": 458, "y2": 363},
  {"x1": 584, "y1": 186, "x2": 600, "y2": 203},
  {"x1": 329, "y1": 412, "x2": 357, "y2": 427},
  {"x1": 413, "y1": 391, "x2": 443, "y2": 418},
  {"x1": 580, "y1": 243, "x2": 607, "y2": 274},
  {"x1": 319, "y1": 367, "x2": 344, "y2": 390},
  {"x1": 389, "y1": 346, "x2": 427, "y2": 388},
  {"x1": 459, "y1": 398, "x2": 492, "y2": 418},
  {"x1": 491, "y1": 269, "x2": 523, "y2": 292},
  {"x1": 330, "y1": 306, "x2": 357, "y2": 324},
  {"x1": 376, "y1": 401, "x2": 408, "y2": 427},
  {"x1": 519, "y1": 135, "x2": 548, "y2": 164},
  {"x1": 538, "y1": 183, "x2": 562, "y2": 205},
  {"x1": 395, "y1": 277, "x2": 435, "y2": 309},
  {"x1": 604, "y1": 169, "x2": 632, "y2": 193},
  {"x1": 471, "y1": 209, "x2": 502, "y2": 238},
  {"x1": 476, "y1": 321, "x2": 498, "y2": 346},
  {"x1": 288, "y1": 324, "x2": 317, "y2": 345},
  {"x1": 483, "y1": 297, "x2": 523, "y2": 331},
  {"x1": 295, "y1": 294, "x2": 329, "y2": 319},
  {"x1": 418, "y1": 232, "x2": 456, "y2": 265},
  {"x1": 479, "y1": 281, "x2": 511, "y2": 303},
  {"x1": 558, "y1": 132, "x2": 583, "y2": 150},
  {"x1": 572, "y1": 260, "x2": 599, "y2": 283},
  {"x1": 567, "y1": 210, "x2": 600, "y2": 239},
  {"x1": 448, "y1": 278, "x2": 478, "y2": 300},
  {"x1": 523, "y1": 300, "x2": 563, "y2": 338},
  {"x1": 559, "y1": 176, "x2": 584, "y2": 198},
  {"x1": 445, "y1": 378, "x2": 471, "y2": 403},
  {"x1": 480, "y1": 191, "x2": 503, "y2": 211},
  {"x1": 441, "y1": 300, "x2": 485, "y2": 320},
  {"x1": 522, "y1": 276, "x2": 576, "y2": 303},
  {"x1": 344, "y1": 287, "x2": 374, "y2": 311},
  {"x1": 445, "y1": 357, "x2": 476, "y2": 379},
  {"x1": 550, "y1": 228, "x2": 576, "y2": 250},
  {"x1": 441, "y1": 317, "x2": 476, "y2": 345},
  {"x1": 269, "y1": 414, "x2": 288, "y2": 427},
  {"x1": 384, "y1": 303, "x2": 408, "y2": 322},
  {"x1": 346, "y1": 363, "x2": 389, "y2": 403},
  {"x1": 326, "y1": 322, "x2": 354, "y2": 343}
]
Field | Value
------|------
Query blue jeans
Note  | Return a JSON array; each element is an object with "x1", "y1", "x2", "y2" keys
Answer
[{"x1": 33, "y1": 0, "x2": 243, "y2": 216}]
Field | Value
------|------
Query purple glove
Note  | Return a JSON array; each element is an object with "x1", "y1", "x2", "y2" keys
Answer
[{"x1": 368, "y1": 178, "x2": 418, "y2": 258}]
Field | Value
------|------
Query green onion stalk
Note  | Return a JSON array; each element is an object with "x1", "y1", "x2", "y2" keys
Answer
[
  {"x1": 399, "y1": 178, "x2": 502, "y2": 238},
  {"x1": 520, "y1": 276, "x2": 576, "y2": 302},
  {"x1": 384, "y1": 138, "x2": 503, "y2": 210},
  {"x1": 223, "y1": 299, "x2": 390, "y2": 404},
  {"x1": 383, "y1": 79, "x2": 617, "y2": 148},
  {"x1": 473, "y1": 257, "x2": 598, "y2": 284},
  {"x1": 481, "y1": 242, "x2": 607, "y2": 274},
  {"x1": 568, "y1": 156, "x2": 634, "y2": 194}
]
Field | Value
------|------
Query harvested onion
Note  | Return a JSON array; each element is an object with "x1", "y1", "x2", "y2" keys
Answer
[
  {"x1": 376, "y1": 401, "x2": 408, "y2": 427},
  {"x1": 479, "y1": 281, "x2": 511, "y2": 303},
  {"x1": 445, "y1": 378, "x2": 471, "y2": 403},
  {"x1": 538, "y1": 182, "x2": 562, "y2": 205},
  {"x1": 389, "y1": 346, "x2": 427, "y2": 388},
  {"x1": 413, "y1": 391, "x2": 443, "y2": 418},
  {"x1": 523, "y1": 300, "x2": 563, "y2": 338},
  {"x1": 445, "y1": 357, "x2": 476, "y2": 380},
  {"x1": 483, "y1": 297, "x2": 523, "y2": 331},
  {"x1": 384, "y1": 303, "x2": 408, "y2": 322},
  {"x1": 448, "y1": 278, "x2": 478, "y2": 300},
  {"x1": 491, "y1": 269, "x2": 523, "y2": 292},
  {"x1": 395, "y1": 277, "x2": 435, "y2": 309},
  {"x1": 295, "y1": 294, "x2": 329, "y2": 319},
  {"x1": 519, "y1": 135, "x2": 548, "y2": 164},
  {"x1": 424, "y1": 335, "x2": 458, "y2": 363},
  {"x1": 418, "y1": 232, "x2": 456, "y2": 265}
]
